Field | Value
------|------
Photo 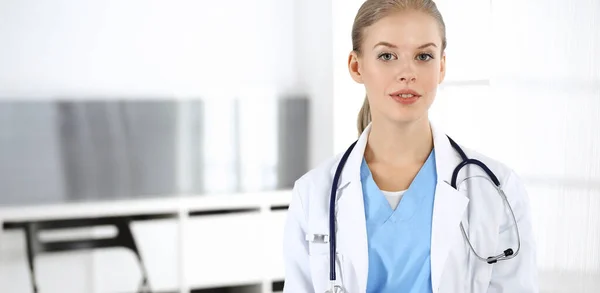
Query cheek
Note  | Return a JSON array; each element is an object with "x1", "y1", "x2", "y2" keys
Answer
[
  {"x1": 419, "y1": 66, "x2": 441, "y2": 92},
  {"x1": 362, "y1": 62, "x2": 395, "y2": 88}
]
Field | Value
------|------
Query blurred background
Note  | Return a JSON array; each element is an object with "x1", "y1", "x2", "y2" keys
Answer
[{"x1": 0, "y1": 0, "x2": 598, "y2": 292}]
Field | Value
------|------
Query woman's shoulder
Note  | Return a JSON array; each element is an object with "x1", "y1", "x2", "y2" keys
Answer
[
  {"x1": 290, "y1": 154, "x2": 341, "y2": 224},
  {"x1": 294, "y1": 152, "x2": 342, "y2": 192}
]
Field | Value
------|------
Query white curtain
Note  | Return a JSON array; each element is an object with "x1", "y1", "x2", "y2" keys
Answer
[{"x1": 431, "y1": 0, "x2": 600, "y2": 292}]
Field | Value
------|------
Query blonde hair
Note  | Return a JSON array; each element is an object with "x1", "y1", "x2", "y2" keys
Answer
[{"x1": 353, "y1": 0, "x2": 447, "y2": 134}]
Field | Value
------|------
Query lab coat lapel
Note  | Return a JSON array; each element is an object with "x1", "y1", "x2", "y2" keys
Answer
[
  {"x1": 329, "y1": 125, "x2": 370, "y2": 293},
  {"x1": 430, "y1": 123, "x2": 470, "y2": 292}
]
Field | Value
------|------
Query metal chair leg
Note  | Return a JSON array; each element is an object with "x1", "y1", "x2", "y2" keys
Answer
[
  {"x1": 24, "y1": 224, "x2": 39, "y2": 293},
  {"x1": 137, "y1": 276, "x2": 151, "y2": 293},
  {"x1": 135, "y1": 260, "x2": 152, "y2": 293},
  {"x1": 118, "y1": 221, "x2": 153, "y2": 293}
]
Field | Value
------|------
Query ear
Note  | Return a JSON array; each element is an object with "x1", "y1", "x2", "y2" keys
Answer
[
  {"x1": 348, "y1": 51, "x2": 364, "y2": 84},
  {"x1": 438, "y1": 52, "x2": 446, "y2": 84}
]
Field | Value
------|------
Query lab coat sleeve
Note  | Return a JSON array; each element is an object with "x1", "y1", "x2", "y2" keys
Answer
[
  {"x1": 487, "y1": 170, "x2": 539, "y2": 293},
  {"x1": 282, "y1": 181, "x2": 313, "y2": 292}
]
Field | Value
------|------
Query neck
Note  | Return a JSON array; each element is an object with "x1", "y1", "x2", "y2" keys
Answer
[{"x1": 365, "y1": 117, "x2": 433, "y2": 167}]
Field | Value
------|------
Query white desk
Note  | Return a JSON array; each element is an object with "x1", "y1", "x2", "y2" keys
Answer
[{"x1": 0, "y1": 190, "x2": 292, "y2": 293}]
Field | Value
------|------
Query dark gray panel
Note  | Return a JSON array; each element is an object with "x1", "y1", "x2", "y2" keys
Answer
[
  {"x1": 277, "y1": 97, "x2": 310, "y2": 189},
  {"x1": 58, "y1": 100, "x2": 183, "y2": 201},
  {"x1": 121, "y1": 100, "x2": 179, "y2": 197},
  {"x1": 185, "y1": 101, "x2": 205, "y2": 195},
  {"x1": 59, "y1": 101, "x2": 131, "y2": 201},
  {"x1": 0, "y1": 97, "x2": 309, "y2": 207},
  {"x1": 0, "y1": 101, "x2": 66, "y2": 205}
]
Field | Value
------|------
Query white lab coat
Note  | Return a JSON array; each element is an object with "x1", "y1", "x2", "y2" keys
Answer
[{"x1": 282, "y1": 122, "x2": 539, "y2": 293}]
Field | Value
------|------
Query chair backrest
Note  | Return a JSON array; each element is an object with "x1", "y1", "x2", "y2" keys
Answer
[{"x1": 26, "y1": 216, "x2": 140, "y2": 255}]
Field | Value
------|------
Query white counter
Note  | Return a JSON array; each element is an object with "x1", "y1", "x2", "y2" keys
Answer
[{"x1": 0, "y1": 190, "x2": 292, "y2": 293}]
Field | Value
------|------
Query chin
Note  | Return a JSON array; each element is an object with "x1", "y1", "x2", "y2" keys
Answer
[{"x1": 385, "y1": 109, "x2": 427, "y2": 125}]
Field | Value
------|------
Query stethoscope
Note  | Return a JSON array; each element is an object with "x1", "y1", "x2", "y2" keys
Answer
[{"x1": 325, "y1": 136, "x2": 522, "y2": 293}]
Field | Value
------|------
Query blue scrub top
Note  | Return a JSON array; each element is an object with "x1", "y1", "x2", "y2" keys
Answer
[{"x1": 360, "y1": 149, "x2": 437, "y2": 293}]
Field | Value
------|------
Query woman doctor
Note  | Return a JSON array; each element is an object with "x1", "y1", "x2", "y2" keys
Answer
[{"x1": 282, "y1": 0, "x2": 538, "y2": 292}]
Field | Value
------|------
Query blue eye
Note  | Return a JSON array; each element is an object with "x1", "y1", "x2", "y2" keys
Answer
[
  {"x1": 417, "y1": 53, "x2": 434, "y2": 61},
  {"x1": 378, "y1": 53, "x2": 396, "y2": 61}
]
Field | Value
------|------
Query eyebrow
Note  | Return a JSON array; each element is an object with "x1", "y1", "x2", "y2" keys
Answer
[{"x1": 373, "y1": 42, "x2": 438, "y2": 49}]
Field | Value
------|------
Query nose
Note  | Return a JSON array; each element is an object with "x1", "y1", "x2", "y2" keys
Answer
[
  {"x1": 397, "y1": 71, "x2": 417, "y2": 83},
  {"x1": 396, "y1": 62, "x2": 417, "y2": 83}
]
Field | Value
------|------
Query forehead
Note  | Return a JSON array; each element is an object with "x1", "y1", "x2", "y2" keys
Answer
[{"x1": 362, "y1": 10, "x2": 442, "y2": 49}]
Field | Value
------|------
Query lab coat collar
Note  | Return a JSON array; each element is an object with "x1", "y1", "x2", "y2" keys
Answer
[
  {"x1": 329, "y1": 120, "x2": 469, "y2": 292},
  {"x1": 329, "y1": 124, "x2": 370, "y2": 190},
  {"x1": 329, "y1": 120, "x2": 459, "y2": 188}
]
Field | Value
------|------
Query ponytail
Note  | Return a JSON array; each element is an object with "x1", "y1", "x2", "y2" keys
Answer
[{"x1": 356, "y1": 95, "x2": 371, "y2": 135}]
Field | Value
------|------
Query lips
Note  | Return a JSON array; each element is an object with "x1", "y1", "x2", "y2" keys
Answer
[
  {"x1": 389, "y1": 89, "x2": 421, "y2": 98},
  {"x1": 389, "y1": 89, "x2": 421, "y2": 105}
]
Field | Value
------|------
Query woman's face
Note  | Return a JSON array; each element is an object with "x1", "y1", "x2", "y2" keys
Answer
[{"x1": 348, "y1": 10, "x2": 446, "y2": 125}]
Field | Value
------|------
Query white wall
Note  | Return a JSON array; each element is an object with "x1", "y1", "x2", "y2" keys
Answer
[
  {"x1": 331, "y1": 0, "x2": 366, "y2": 152},
  {"x1": 295, "y1": 0, "x2": 334, "y2": 167},
  {"x1": 0, "y1": 0, "x2": 296, "y2": 98}
]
